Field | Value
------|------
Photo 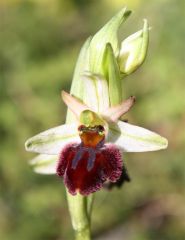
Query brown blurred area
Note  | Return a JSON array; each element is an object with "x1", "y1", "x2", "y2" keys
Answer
[{"x1": 0, "y1": 0, "x2": 185, "y2": 239}]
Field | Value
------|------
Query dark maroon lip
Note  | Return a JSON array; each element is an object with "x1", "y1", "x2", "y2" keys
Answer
[{"x1": 56, "y1": 142, "x2": 123, "y2": 196}]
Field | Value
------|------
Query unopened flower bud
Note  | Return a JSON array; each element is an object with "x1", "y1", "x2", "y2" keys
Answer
[
  {"x1": 89, "y1": 7, "x2": 131, "y2": 74},
  {"x1": 118, "y1": 19, "x2": 149, "y2": 75}
]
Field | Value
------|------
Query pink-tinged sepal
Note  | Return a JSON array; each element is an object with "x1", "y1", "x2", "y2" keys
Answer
[{"x1": 56, "y1": 143, "x2": 123, "y2": 196}]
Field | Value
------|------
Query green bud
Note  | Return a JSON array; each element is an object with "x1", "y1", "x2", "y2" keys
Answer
[
  {"x1": 89, "y1": 7, "x2": 131, "y2": 74},
  {"x1": 118, "y1": 19, "x2": 149, "y2": 75}
]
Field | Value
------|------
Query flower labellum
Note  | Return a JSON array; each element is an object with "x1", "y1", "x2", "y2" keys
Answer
[{"x1": 57, "y1": 125, "x2": 123, "y2": 195}]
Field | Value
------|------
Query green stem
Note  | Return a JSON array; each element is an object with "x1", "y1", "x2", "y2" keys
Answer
[
  {"x1": 75, "y1": 227, "x2": 91, "y2": 240},
  {"x1": 67, "y1": 192, "x2": 91, "y2": 240},
  {"x1": 87, "y1": 195, "x2": 94, "y2": 218}
]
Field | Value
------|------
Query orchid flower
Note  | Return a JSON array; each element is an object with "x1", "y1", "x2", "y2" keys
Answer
[
  {"x1": 25, "y1": 8, "x2": 168, "y2": 239},
  {"x1": 25, "y1": 76, "x2": 168, "y2": 196}
]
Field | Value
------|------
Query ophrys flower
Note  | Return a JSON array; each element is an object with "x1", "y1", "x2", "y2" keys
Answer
[{"x1": 25, "y1": 87, "x2": 168, "y2": 196}]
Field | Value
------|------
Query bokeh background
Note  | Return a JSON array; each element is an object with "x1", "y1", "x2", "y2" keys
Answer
[{"x1": 0, "y1": 0, "x2": 184, "y2": 239}]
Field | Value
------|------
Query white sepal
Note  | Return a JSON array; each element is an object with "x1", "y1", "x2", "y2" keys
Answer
[
  {"x1": 25, "y1": 123, "x2": 80, "y2": 154},
  {"x1": 29, "y1": 154, "x2": 58, "y2": 174},
  {"x1": 108, "y1": 120, "x2": 168, "y2": 152}
]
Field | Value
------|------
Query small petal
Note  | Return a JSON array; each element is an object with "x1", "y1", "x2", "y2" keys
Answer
[
  {"x1": 108, "y1": 121, "x2": 168, "y2": 152},
  {"x1": 89, "y1": 7, "x2": 131, "y2": 74},
  {"x1": 25, "y1": 123, "x2": 80, "y2": 154},
  {"x1": 103, "y1": 96, "x2": 136, "y2": 122},
  {"x1": 83, "y1": 73, "x2": 110, "y2": 113},
  {"x1": 29, "y1": 154, "x2": 57, "y2": 174},
  {"x1": 62, "y1": 91, "x2": 89, "y2": 120}
]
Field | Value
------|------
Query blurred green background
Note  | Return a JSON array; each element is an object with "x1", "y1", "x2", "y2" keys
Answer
[{"x1": 0, "y1": 0, "x2": 184, "y2": 239}]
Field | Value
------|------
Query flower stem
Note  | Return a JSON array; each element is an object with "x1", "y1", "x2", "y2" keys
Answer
[
  {"x1": 75, "y1": 227, "x2": 91, "y2": 240},
  {"x1": 67, "y1": 192, "x2": 92, "y2": 240}
]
